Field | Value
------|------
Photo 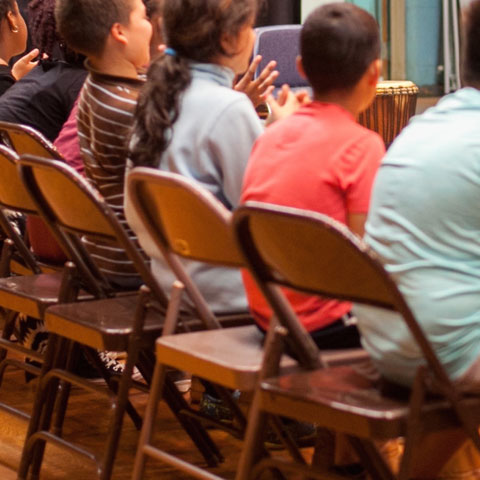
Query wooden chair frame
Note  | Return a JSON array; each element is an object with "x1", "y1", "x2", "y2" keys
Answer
[
  {"x1": 126, "y1": 169, "x2": 365, "y2": 480},
  {"x1": 16, "y1": 156, "x2": 223, "y2": 480},
  {"x1": 0, "y1": 120, "x2": 63, "y2": 160},
  {"x1": 233, "y1": 202, "x2": 480, "y2": 480},
  {"x1": 0, "y1": 145, "x2": 86, "y2": 422},
  {"x1": 127, "y1": 169, "x2": 293, "y2": 480}
]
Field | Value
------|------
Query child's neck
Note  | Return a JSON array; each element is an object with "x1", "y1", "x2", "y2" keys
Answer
[
  {"x1": 88, "y1": 54, "x2": 140, "y2": 79},
  {"x1": 314, "y1": 87, "x2": 369, "y2": 118}
]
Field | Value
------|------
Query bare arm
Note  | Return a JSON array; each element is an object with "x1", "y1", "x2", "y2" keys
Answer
[{"x1": 347, "y1": 213, "x2": 367, "y2": 238}]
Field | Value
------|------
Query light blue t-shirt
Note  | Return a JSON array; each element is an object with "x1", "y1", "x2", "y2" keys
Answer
[
  {"x1": 126, "y1": 63, "x2": 263, "y2": 313},
  {"x1": 354, "y1": 87, "x2": 480, "y2": 386}
]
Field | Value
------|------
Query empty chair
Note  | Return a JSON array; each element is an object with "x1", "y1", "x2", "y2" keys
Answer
[
  {"x1": 233, "y1": 202, "x2": 480, "y2": 480},
  {"x1": 0, "y1": 145, "x2": 89, "y2": 421}
]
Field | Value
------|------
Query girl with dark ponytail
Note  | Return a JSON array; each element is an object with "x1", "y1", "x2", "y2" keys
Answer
[{"x1": 127, "y1": 0, "x2": 264, "y2": 313}]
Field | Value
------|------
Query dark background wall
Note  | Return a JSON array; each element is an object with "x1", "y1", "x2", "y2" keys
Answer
[{"x1": 256, "y1": 0, "x2": 301, "y2": 26}]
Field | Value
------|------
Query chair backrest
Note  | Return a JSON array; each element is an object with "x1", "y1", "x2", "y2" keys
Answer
[
  {"x1": 17, "y1": 155, "x2": 168, "y2": 304},
  {"x1": 253, "y1": 25, "x2": 308, "y2": 89},
  {"x1": 233, "y1": 202, "x2": 452, "y2": 383},
  {"x1": 0, "y1": 145, "x2": 42, "y2": 274},
  {"x1": 127, "y1": 168, "x2": 244, "y2": 329},
  {"x1": 127, "y1": 168, "x2": 243, "y2": 267},
  {"x1": 0, "y1": 121, "x2": 63, "y2": 160}
]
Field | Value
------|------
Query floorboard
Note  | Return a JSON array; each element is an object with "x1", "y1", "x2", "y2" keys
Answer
[{"x1": 0, "y1": 363, "x2": 248, "y2": 479}]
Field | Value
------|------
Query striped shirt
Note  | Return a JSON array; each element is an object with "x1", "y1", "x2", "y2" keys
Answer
[{"x1": 77, "y1": 64, "x2": 145, "y2": 284}]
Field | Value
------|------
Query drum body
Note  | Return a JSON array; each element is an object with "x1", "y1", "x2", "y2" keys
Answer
[{"x1": 358, "y1": 80, "x2": 419, "y2": 148}]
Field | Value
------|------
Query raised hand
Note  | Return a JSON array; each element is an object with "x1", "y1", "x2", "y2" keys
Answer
[
  {"x1": 11, "y1": 49, "x2": 41, "y2": 80},
  {"x1": 234, "y1": 55, "x2": 279, "y2": 108}
]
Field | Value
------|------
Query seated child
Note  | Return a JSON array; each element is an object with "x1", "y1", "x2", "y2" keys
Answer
[
  {"x1": 241, "y1": 3, "x2": 385, "y2": 348},
  {"x1": 126, "y1": 0, "x2": 293, "y2": 313},
  {"x1": 55, "y1": 0, "x2": 153, "y2": 288}
]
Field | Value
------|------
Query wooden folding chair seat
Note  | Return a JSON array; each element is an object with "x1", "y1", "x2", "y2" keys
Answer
[
  {"x1": 0, "y1": 145, "x2": 91, "y2": 421},
  {"x1": 16, "y1": 156, "x2": 231, "y2": 480},
  {"x1": 126, "y1": 169, "x2": 365, "y2": 480},
  {"x1": 233, "y1": 202, "x2": 480, "y2": 480}
]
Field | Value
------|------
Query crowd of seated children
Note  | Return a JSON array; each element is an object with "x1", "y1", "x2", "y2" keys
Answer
[
  {"x1": 55, "y1": 0, "x2": 280, "y2": 290},
  {"x1": 0, "y1": 0, "x2": 39, "y2": 96},
  {"x1": 0, "y1": 0, "x2": 86, "y2": 142},
  {"x1": 4, "y1": 0, "x2": 480, "y2": 475},
  {"x1": 241, "y1": 3, "x2": 385, "y2": 350}
]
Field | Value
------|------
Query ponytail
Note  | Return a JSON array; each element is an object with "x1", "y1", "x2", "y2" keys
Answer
[{"x1": 130, "y1": 54, "x2": 191, "y2": 167}]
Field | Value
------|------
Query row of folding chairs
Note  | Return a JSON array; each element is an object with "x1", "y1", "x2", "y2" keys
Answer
[{"x1": 0, "y1": 121, "x2": 478, "y2": 480}]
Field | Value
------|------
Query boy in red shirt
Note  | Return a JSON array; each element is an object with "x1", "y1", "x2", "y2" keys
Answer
[{"x1": 241, "y1": 3, "x2": 385, "y2": 348}]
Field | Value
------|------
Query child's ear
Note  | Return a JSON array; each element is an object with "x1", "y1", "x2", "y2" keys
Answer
[
  {"x1": 110, "y1": 22, "x2": 129, "y2": 46},
  {"x1": 6, "y1": 10, "x2": 19, "y2": 33},
  {"x1": 220, "y1": 31, "x2": 237, "y2": 56},
  {"x1": 296, "y1": 55, "x2": 307, "y2": 79},
  {"x1": 367, "y1": 59, "x2": 382, "y2": 85}
]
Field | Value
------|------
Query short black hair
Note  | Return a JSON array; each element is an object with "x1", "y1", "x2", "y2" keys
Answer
[
  {"x1": 462, "y1": 0, "x2": 480, "y2": 87},
  {"x1": 0, "y1": 0, "x2": 15, "y2": 22},
  {"x1": 55, "y1": 0, "x2": 134, "y2": 57},
  {"x1": 300, "y1": 3, "x2": 380, "y2": 94}
]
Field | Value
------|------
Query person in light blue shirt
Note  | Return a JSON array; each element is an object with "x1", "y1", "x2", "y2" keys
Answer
[
  {"x1": 354, "y1": 0, "x2": 480, "y2": 474},
  {"x1": 125, "y1": 0, "x2": 298, "y2": 313},
  {"x1": 356, "y1": 1, "x2": 480, "y2": 392}
]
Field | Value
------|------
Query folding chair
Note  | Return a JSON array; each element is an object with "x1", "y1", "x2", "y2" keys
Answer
[
  {"x1": 0, "y1": 120, "x2": 67, "y2": 264},
  {"x1": 253, "y1": 25, "x2": 309, "y2": 93},
  {"x1": 0, "y1": 145, "x2": 90, "y2": 421},
  {"x1": 0, "y1": 120, "x2": 63, "y2": 160},
  {"x1": 233, "y1": 202, "x2": 480, "y2": 480},
  {"x1": 16, "y1": 156, "x2": 225, "y2": 480},
  {"x1": 126, "y1": 169, "x2": 365, "y2": 480}
]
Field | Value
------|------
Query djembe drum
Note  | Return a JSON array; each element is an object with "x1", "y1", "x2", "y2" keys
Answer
[{"x1": 358, "y1": 80, "x2": 419, "y2": 148}]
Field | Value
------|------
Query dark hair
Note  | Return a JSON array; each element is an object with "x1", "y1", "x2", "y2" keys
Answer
[
  {"x1": 462, "y1": 0, "x2": 480, "y2": 87},
  {"x1": 144, "y1": 0, "x2": 162, "y2": 19},
  {"x1": 55, "y1": 0, "x2": 133, "y2": 57},
  {"x1": 0, "y1": 0, "x2": 15, "y2": 22},
  {"x1": 130, "y1": 0, "x2": 258, "y2": 167},
  {"x1": 29, "y1": 0, "x2": 83, "y2": 64},
  {"x1": 300, "y1": 3, "x2": 380, "y2": 94}
]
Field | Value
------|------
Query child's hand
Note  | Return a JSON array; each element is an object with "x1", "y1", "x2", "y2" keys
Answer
[
  {"x1": 234, "y1": 55, "x2": 279, "y2": 108},
  {"x1": 266, "y1": 84, "x2": 304, "y2": 125},
  {"x1": 11, "y1": 49, "x2": 41, "y2": 81}
]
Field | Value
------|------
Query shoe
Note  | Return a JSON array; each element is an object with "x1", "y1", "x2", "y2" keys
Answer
[
  {"x1": 97, "y1": 351, "x2": 143, "y2": 381},
  {"x1": 199, "y1": 392, "x2": 238, "y2": 425},
  {"x1": 264, "y1": 420, "x2": 316, "y2": 449},
  {"x1": 15, "y1": 314, "x2": 48, "y2": 354},
  {"x1": 76, "y1": 351, "x2": 142, "y2": 383},
  {"x1": 15, "y1": 314, "x2": 48, "y2": 383}
]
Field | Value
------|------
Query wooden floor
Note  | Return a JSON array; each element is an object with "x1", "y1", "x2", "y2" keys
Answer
[{"x1": 0, "y1": 363, "x2": 249, "y2": 479}]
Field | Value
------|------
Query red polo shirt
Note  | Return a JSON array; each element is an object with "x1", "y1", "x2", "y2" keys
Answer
[{"x1": 241, "y1": 102, "x2": 385, "y2": 332}]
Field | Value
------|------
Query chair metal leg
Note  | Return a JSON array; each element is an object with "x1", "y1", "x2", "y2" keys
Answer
[
  {"x1": 17, "y1": 333, "x2": 63, "y2": 479},
  {"x1": 99, "y1": 288, "x2": 152, "y2": 480},
  {"x1": 52, "y1": 340, "x2": 79, "y2": 436},
  {"x1": 347, "y1": 436, "x2": 396, "y2": 480},
  {"x1": 132, "y1": 360, "x2": 167, "y2": 480},
  {"x1": 0, "y1": 310, "x2": 17, "y2": 386},
  {"x1": 235, "y1": 321, "x2": 288, "y2": 480}
]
